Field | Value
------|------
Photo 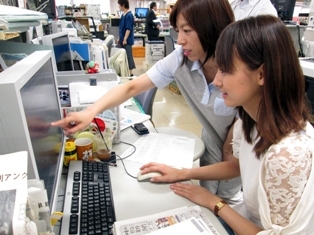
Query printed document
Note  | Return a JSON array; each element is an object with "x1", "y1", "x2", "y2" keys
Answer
[
  {"x1": 112, "y1": 206, "x2": 219, "y2": 235},
  {"x1": 120, "y1": 132, "x2": 195, "y2": 169},
  {"x1": 120, "y1": 107, "x2": 151, "y2": 131},
  {"x1": 149, "y1": 218, "x2": 214, "y2": 235},
  {"x1": 0, "y1": 151, "x2": 28, "y2": 235}
]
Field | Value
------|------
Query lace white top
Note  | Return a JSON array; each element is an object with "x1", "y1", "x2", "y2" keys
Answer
[{"x1": 233, "y1": 119, "x2": 314, "y2": 234}]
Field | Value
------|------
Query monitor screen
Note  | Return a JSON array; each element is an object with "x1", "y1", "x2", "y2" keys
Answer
[
  {"x1": 21, "y1": 59, "x2": 63, "y2": 206},
  {"x1": 52, "y1": 34, "x2": 73, "y2": 71},
  {"x1": 41, "y1": 32, "x2": 74, "y2": 72},
  {"x1": 271, "y1": 0, "x2": 296, "y2": 21},
  {"x1": 135, "y1": 8, "x2": 149, "y2": 19},
  {"x1": 117, "y1": 10, "x2": 123, "y2": 18},
  {"x1": 0, "y1": 50, "x2": 65, "y2": 213},
  {"x1": 111, "y1": 18, "x2": 120, "y2": 27}
]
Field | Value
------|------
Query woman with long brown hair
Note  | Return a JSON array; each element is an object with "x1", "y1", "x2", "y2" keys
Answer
[{"x1": 140, "y1": 15, "x2": 314, "y2": 234}]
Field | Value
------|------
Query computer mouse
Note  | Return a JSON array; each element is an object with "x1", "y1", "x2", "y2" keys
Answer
[{"x1": 137, "y1": 171, "x2": 162, "y2": 182}]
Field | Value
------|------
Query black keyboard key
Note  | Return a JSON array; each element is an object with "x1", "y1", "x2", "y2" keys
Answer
[
  {"x1": 106, "y1": 208, "x2": 113, "y2": 217},
  {"x1": 69, "y1": 227, "x2": 78, "y2": 234},
  {"x1": 74, "y1": 171, "x2": 81, "y2": 181},
  {"x1": 68, "y1": 214, "x2": 78, "y2": 234},
  {"x1": 70, "y1": 214, "x2": 78, "y2": 223}
]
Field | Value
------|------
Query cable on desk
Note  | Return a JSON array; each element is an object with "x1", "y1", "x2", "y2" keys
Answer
[
  {"x1": 119, "y1": 140, "x2": 137, "y2": 159},
  {"x1": 112, "y1": 140, "x2": 137, "y2": 178},
  {"x1": 115, "y1": 153, "x2": 137, "y2": 179},
  {"x1": 96, "y1": 136, "x2": 137, "y2": 178}
]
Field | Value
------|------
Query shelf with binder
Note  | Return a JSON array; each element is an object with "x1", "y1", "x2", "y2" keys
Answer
[{"x1": 58, "y1": 16, "x2": 104, "y2": 40}]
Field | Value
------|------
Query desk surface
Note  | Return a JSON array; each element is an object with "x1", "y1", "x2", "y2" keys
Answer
[
  {"x1": 155, "y1": 127, "x2": 205, "y2": 161},
  {"x1": 300, "y1": 58, "x2": 314, "y2": 77},
  {"x1": 54, "y1": 121, "x2": 227, "y2": 234}
]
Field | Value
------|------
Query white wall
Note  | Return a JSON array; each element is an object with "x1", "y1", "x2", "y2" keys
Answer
[
  {"x1": 110, "y1": 0, "x2": 151, "y2": 16},
  {"x1": 55, "y1": 0, "x2": 173, "y2": 16},
  {"x1": 55, "y1": 0, "x2": 110, "y2": 14}
]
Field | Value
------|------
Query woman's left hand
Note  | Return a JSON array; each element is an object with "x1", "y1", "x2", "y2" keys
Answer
[
  {"x1": 123, "y1": 39, "x2": 127, "y2": 45},
  {"x1": 170, "y1": 183, "x2": 220, "y2": 211}
]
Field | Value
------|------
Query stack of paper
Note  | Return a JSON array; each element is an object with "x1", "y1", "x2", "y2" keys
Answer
[
  {"x1": 121, "y1": 132, "x2": 195, "y2": 169},
  {"x1": 0, "y1": 6, "x2": 47, "y2": 31},
  {"x1": 120, "y1": 107, "x2": 151, "y2": 131},
  {"x1": 112, "y1": 206, "x2": 219, "y2": 235}
]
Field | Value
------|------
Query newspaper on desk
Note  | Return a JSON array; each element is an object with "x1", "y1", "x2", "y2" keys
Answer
[
  {"x1": 0, "y1": 151, "x2": 28, "y2": 235},
  {"x1": 112, "y1": 205, "x2": 219, "y2": 235}
]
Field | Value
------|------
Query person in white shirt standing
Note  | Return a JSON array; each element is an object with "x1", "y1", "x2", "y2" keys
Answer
[{"x1": 230, "y1": 0, "x2": 277, "y2": 20}]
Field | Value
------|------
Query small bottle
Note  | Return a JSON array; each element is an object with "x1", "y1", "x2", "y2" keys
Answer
[
  {"x1": 66, "y1": 134, "x2": 75, "y2": 142},
  {"x1": 64, "y1": 141, "x2": 77, "y2": 167}
]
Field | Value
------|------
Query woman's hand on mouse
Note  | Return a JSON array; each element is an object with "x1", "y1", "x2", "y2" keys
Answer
[{"x1": 140, "y1": 162, "x2": 188, "y2": 182}]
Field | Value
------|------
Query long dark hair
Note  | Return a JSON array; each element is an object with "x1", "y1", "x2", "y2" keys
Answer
[
  {"x1": 169, "y1": 0, "x2": 234, "y2": 67},
  {"x1": 216, "y1": 15, "x2": 311, "y2": 158}
]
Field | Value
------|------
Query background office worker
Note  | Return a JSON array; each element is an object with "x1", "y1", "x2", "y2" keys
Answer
[
  {"x1": 117, "y1": 0, "x2": 136, "y2": 77},
  {"x1": 140, "y1": 15, "x2": 314, "y2": 234},
  {"x1": 230, "y1": 0, "x2": 277, "y2": 20},
  {"x1": 52, "y1": 0, "x2": 242, "y2": 205},
  {"x1": 145, "y1": 2, "x2": 160, "y2": 41}
]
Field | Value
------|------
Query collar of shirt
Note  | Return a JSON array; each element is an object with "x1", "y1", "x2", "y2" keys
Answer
[
  {"x1": 233, "y1": 0, "x2": 260, "y2": 7},
  {"x1": 190, "y1": 59, "x2": 216, "y2": 105},
  {"x1": 248, "y1": 0, "x2": 260, "y2": 7}
]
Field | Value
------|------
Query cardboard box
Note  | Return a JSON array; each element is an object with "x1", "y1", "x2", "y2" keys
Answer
[
  {"x1": 75, "y1": 18, "x2": 90, "y2": 32},
  {"x1": 132, "y1": 46, "x2": 145, "y2": 57},
  {"x1": 169, "y1": 81, "x2": 181, "y2": 95}
]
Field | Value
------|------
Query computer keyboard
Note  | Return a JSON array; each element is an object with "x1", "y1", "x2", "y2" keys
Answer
[{"x1": 61, "y1": 160, "x2": 116, "y2": 235}]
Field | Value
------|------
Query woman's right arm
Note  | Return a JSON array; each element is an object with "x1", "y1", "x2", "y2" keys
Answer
[
  {"x1": 140, "y1": 156, "x2": 240, "y2": 183},
  {"x1": 51, "y1": 74, "x2": 155, "y2": 135}
]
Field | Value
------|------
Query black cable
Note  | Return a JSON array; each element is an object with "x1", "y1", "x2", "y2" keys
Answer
[
  {"x1": 119, "y1": 141, "x2": 137, "y2": 159},
  {"x1": 92, "y1": 115, "x2": 138, "y2": 179},
  {"x1": 93, "y1": 117, "x2": 110, "y2": 152},
  {"x1": 98, "y1": 139, "x2": 137, "y2": 179},
  {"x1": 115, "y1": 153, "x2": 137, "y2": 179},
  {"x1": 297, "y1": 25, "x2": 305, "y2": 57}
]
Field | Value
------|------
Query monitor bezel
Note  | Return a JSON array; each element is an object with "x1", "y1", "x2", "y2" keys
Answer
[
  {"x1": 41, "y1": 31, "x2": 75, "y2": 72},
  {"x1": 0, "y1": 50, "x2": 65, "y2": 214},
  {"x1": 271, "y1": 0, "x2": 297, "y2": 22}
]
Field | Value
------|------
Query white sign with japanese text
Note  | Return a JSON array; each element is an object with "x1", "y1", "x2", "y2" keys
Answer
[{"x1": 0, "y1": 151, "x2": 28, "y2": 235}]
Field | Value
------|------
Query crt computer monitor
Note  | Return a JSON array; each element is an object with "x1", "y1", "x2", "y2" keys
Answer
[
  {"x1": 135, "y1": 8, "x2": 149, "y2": 19},
  {"x1": 0, "y1": 50, "x2": 65, "y2": 214},
  {"x1": 41, "y1": 31, "x2": 75, "y2": 72},
  {"x1": 271, "y1": 0, "x2": 297, "y2": 21}
]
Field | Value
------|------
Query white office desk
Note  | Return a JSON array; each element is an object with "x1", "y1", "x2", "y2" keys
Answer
[
  {"x1": 54, "y1": 121, "x2": 227, "y2": 234},
  {"x1": 300, "y1": 57, "x2": 314, "y2": 77},
  {"x1": 103, "y1": 121, "x2": 227, "y2": 234},
  {"x1": 155, "y1": 127, "x2": 205, "y2": 161}
]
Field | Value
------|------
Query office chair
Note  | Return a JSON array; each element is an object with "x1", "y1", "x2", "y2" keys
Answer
[
  {"x1": 109, "y1": 48, "x2": 130, "y2": 77},
  {"x1": 133, "y1": 87, "x2": 158, "y2": 118},
  {"x1": 108, "y1": 26, "x2": 119, "y2": 43},
  {"x1": 104, "y1": 34, "x2": 114, "y2": 57},
  {"x1": 164, "y1": 36, "x2": 175, "y2": 57}
]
